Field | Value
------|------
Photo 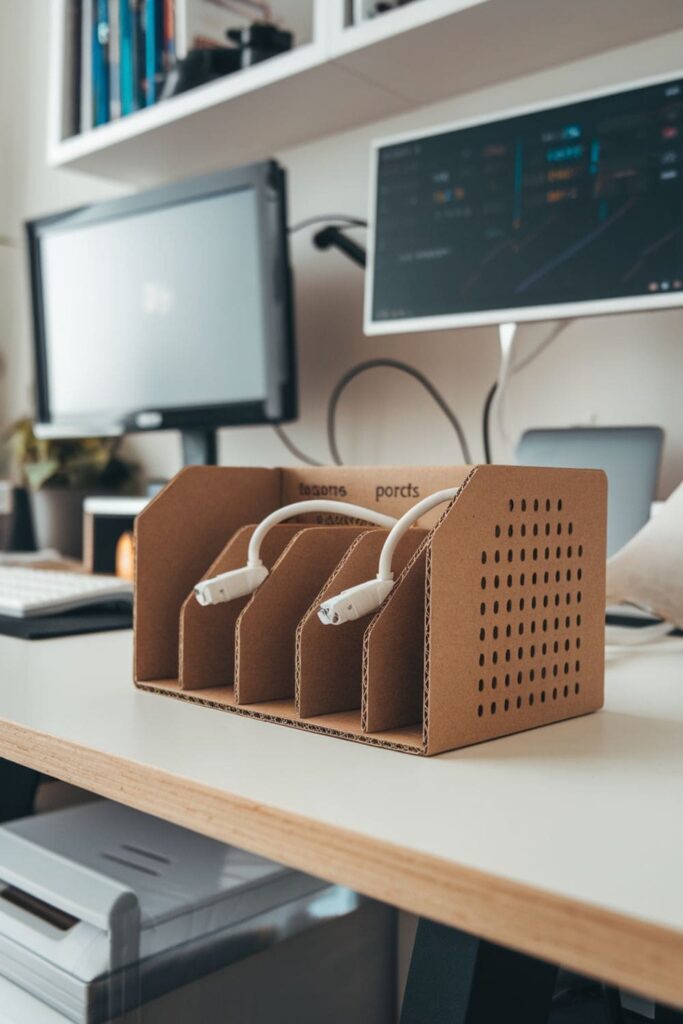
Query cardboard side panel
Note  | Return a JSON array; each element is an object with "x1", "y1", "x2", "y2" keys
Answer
[
  {"x1": 134, "y1": 466, "x2": 280, "y2": 682},
  {"x1": 179, "y1": 524, "x2": 307, "y2": 690},
  {"x1": 281, "y1": 466, "x2": 471, "y2": 529},
  {"x1": 362, "y1": 543, "x2": 430, "y2": 737},
  {"x1": 234, "y1": 527, "x2": 368, "y2": 705},
  {"x1": 296, "y1": 528, "x2": 426, "y2": 719},
  {"x1": 424, "y1": 465, "x2": 607, "y2": 755}
]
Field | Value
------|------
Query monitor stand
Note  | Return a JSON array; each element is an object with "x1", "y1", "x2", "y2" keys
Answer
[{"x1": 181, "y1": 428, "x2": 218, "y2": 466}]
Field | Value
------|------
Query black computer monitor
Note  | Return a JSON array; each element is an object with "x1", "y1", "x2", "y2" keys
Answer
[
  {"x1": 366, "y1": 72, "x2": 683, "y2": 333},
  {"x1": 27, "y1": 160, "x2": 297, "y2": 464}
]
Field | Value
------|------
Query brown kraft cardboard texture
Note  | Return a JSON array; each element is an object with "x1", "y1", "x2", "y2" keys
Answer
[{"x1": 134, "y1": 464, "x2": 606, "y2": 756}]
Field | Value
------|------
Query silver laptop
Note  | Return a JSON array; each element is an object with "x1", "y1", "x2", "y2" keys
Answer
[{"x1": 516, "y1": 427, "x2": 663, "y2": 557}]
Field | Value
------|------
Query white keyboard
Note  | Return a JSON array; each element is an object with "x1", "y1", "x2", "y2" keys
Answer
[{"x1": 0, "y1": 567, "x2": 133, "y2": 618}]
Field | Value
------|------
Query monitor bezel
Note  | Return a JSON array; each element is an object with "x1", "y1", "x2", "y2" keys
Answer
[
  {"x1": 365, "y1": 69, "x2": 683, "y2": 335},
  {"x1": 26, "y1": 160, "x2": 297, "y2": 436}
]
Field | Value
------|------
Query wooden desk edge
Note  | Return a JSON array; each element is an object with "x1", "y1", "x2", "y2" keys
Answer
[{"x1": 0, "y1": 716, "x2": 681, "y2": 1008}]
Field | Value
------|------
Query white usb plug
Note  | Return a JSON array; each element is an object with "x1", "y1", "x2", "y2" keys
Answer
[
  {"x1": 317, "y1": 486, "x2": 462, "y2": 626},
  {"x1": 317, "y1": 578, "x2": 395, "y2": 625},
  {"x1": 194, "y1": 564, "x2": 269, "y2": 606}
]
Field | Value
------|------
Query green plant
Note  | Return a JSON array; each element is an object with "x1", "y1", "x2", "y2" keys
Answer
[{"x1": 0, "y1": 418, "x2": 138, "y2": 491}]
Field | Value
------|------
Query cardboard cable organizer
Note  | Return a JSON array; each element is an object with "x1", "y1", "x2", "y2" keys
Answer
[{"x1": 134, "y1": 464, "x2": 606, "y2": 756}]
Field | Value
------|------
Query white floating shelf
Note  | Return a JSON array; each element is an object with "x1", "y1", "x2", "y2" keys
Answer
[
  {"x1": 49, "y1": 43, "x2": 405, "y2": 187},
  {"x1": 49, "y1": 0, "x2": 683, "y2": 186},
  {"x1": 330, "y1": 0, "x2": 683, "y2": 106}
]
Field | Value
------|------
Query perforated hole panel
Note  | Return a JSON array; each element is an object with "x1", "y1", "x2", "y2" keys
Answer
[
  {"x1": 477, "y1": 496, "x2": 586, "y2": 718},
  {"x1": 424, "y1": 466, "x2": 607, "y2": 754}
]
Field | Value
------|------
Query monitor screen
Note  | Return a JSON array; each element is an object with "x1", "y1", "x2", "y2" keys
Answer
[
  {"x1": 367, "y1": 74, "x2": 683, "y2": 332},
  {"x1": 28, "y1": 162, "x2": 296, "y2": 434}
]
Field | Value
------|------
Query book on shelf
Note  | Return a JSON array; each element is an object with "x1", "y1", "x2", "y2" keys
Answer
[
  {"x1": 63, "y1": 0, "x2": 82, "y2": 137},
  {"x1": 92, "y1": 0, "x2": 111, "y2": 126},
  {"x1": 79, "y1": 0, "x2": 93, "y2": 131},
  {"x1": 73, "y1": 0, "x2": 286, "y2": 135},
  {"x1": 108, "y1": 0, "x2": 121, "y2": 119},
  {"x1": 144, "y1": 0, "x2": 164, "y2": 105},
  {"x1": 163, "y1": 0, "x2": 176, "y2": 69},
  {"x1": 120, "y1": 0, "x2": 145, "y2": 115}
]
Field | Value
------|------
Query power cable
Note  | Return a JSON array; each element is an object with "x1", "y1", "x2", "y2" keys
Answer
[
  {"x1": 327, "y1": 358, "x2": 472, "y2": 466},
  {"x1": 288, "y1": 214, "x2": 367, "y2": 234},
  {"x1": 483, "y1": 320, "x2": 573, "y2": 463},
  {"x1": 273, "y1": 424, "x2": 323, "y2": 466}
]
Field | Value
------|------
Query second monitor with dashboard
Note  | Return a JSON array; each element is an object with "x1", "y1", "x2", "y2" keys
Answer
[{"x1": 366, "y1": 72, "x2": 683, "y2": 332}]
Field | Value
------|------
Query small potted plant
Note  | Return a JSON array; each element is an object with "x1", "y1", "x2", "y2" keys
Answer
[{"x1": 0, "y1": 419, "x2": 138, "y2": 559}]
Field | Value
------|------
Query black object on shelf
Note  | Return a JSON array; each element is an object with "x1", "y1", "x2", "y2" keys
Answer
[
  {"x1": 226, "y1": 23, "x2": 293, "y2": 68},
  {"x1": 372, "y1": 0, "x2": 421, "y2": 15},
  {"x1": 161, "y1": 47, "x2": 241, "y2": 97},
  {"x1": 161, "y1": 21, "x2": 293, "y2": 99}
]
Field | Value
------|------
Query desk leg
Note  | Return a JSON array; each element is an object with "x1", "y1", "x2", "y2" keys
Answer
[
  {"x1": 399, "y1": 918, "x2": 557, "y2": 1024},
  {"x1": 604, "y1": 984, "x2": 625, "y2": 1022},
  {"x1": 0, "y1": 759, "x2": 39, "y2": 822},
  {"x1": 656, "y1": 1007, "x2": 683, "y2": 1022}
]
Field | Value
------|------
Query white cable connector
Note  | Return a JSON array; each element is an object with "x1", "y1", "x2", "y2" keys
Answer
[
  {"x1": 318, "y1": 579, "x2": 395, "y2": 624},
  {"x1": 194, "y1": 564, "x2": 269, "y2": 606},
  {"x1": 194, "y1": 500, "x2": 398, "y2": 607},
  {"x1": 318, "y1": 486, "x2": 462, "y2": 625}
]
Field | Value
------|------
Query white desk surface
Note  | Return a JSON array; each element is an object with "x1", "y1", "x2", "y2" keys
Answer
[{"x1": 0, "y1": 632, "x2": 682, "y2": 1005}]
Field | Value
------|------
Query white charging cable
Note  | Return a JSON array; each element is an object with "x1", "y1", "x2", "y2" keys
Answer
[
  {"x1": 317, "y1": 487, "x2": 461, "y2": 625},
  {"x1": 604, "y1": 620, "x2": 674, "y2": 646},
  {"x1": 491, "y1": 321, "x2": 518, "y2": 445},
  {"x1": 193, "y1": 500, "x2": 398, "y2": 606}
]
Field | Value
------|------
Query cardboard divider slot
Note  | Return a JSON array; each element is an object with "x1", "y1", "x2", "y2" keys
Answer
[
  {"x1": 179, "y1": 524, "x2": 307, "y2": 690},
  {"x1": 234, "y1": 526, "x2": 368, "y2": 705},
  {"x1": 135, "y1": 466, "x2": 280, "y2": 683},
  {"x1": 296, "y1": 528, "x2": 427, "y2": 720},
  {"x1": 362, "y1": 544, "x2": 430, "y2": 735}
]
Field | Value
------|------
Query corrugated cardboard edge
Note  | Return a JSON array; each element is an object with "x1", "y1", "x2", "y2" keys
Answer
[
  {"x1": 234, "y1": 525, "x2": 368, "y2": 704},
  {"x1": 179, "y1": 523, "x2": 307, "y2": 690},
  {"x1": 134, "y1": 466, "x2": 281, "y2": 682},
  {"x1": 294, "y1": 529, "x2": 381, "y2": 716},
  {"x1": 422, "y1": 467, "x2": 479, "y2": 750},
  {"x1": 296, "y1": 528, "x2": 427, "y2": 720},
  {"x1": 360, "y1": 542, "x2": 428, "y2": 737},
  {"x1": 134, "y1": 680, "x2": 425, "y2": 754}
]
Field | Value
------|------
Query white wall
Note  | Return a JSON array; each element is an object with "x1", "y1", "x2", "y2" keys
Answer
[
  {"x1": 1, "y1": 2, "x2": 682, "y2": 496},
  {"x1": 0, "y1": 3, "x2": 129, "y2": 426}
]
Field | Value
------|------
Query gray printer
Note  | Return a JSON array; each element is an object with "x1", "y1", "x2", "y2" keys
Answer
[{"x1": 0, "y1": 801, "x2": 394, "y2": 1023}]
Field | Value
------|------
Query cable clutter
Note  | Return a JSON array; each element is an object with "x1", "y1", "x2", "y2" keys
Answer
[{"x1": 134, "y1": 463, "x2": 608, "y2": 757}]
